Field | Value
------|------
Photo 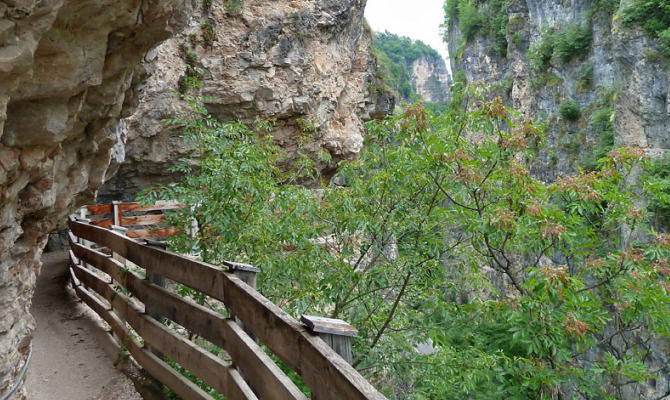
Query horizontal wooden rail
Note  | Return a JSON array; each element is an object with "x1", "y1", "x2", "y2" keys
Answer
[
  {"x1": 69, "y1": 258, "x2": 259, "y2": 400},
  {"x1": 86, "y1": 201, "x2": 180, "y2": 216},
  {"x1": 67, "y1": 216, "x2": 386, "y2": 400},
  {"x1": 68, "y1": 267, "x2": 212, "y2": 400},
  {"x1": 68, "y1": 238, "x2": 306, "y2": 400}
]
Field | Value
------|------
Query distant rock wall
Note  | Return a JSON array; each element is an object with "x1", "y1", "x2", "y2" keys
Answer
[
  {"x1": 410, "y1": 54, "x2": 451, "y2": 104},
  {"x1": 100, "y1": 0, "x2": 394, "y2": 200},
  {"x1": 0, "y1": 1, "x2": 187, "y2": 397},
  {"x1": 448, "y1": 0, "x2": 669, "y2": 182}
]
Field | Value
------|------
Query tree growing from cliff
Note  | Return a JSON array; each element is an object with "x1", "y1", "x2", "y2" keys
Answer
[{"x1": 142, "y1": 89, "x2": 670, "y2": 399}]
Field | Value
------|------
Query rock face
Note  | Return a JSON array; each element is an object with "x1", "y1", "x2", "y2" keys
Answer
[
  {"x1": 100, "y1": 0, "x2": 394, "y2": 200},
  {"x1": 448, "y1": 0, "x2": 669, "y2": 398},
  {"x1": 448, "y1": 0, "x2": 669, "y2": 183},
  {"x1": 0, "y1": 0, "x2": 187, "y2": 397},
  {"x1": 410, "y1": 54, "x2": 451, "y2": 104}
]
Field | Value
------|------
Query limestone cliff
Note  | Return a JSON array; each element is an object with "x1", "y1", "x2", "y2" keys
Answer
[
  {"x1": 447, "y1": 0, "x2": 669, "y2": 398},
  {"x1": 447, "y1": 0, "x2": 669, "y2": 182},
  {"x1": 0, "y1": 1, "x2": 188, "y2": 397},
  {"x1": 100, "y1": 0, "x2": 394, "y2": 200},
  {"x1": 410, "y1": 53, "x2": 451, "y2": 104}
]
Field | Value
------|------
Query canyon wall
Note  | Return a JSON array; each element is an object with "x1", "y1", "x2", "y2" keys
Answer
[
  {"x1": 100, "y1": 0, "x2": 394, "y2": 200},
  {"x1": 448, "y1": 0, "x2": 669, "y2": 398},
  {"x1": 0, "y1": 1, "x2": 188, "y2": 397},
  {"x1": 448, "y1": 0, "x2": 669, "y2": 182},
  {"x1": 410, "y1": 53, "x2": 451, "y2": 104},
  {"x1": 0, "y1": 1, "x2": 390, "y2": 396}
]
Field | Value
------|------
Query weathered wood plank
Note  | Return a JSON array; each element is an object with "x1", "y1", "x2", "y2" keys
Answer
[
  {"x1": 68, "y1": 218, "x2": 387, "y2": 400},
  {"x1": 223, "y1": 319, "x2": 308, "y2": 400},
  {"x1": 90, "y1": 214, "x2": 167, "y2": 229},
  {"x1": 86, "y1": 204, "x2": 113, "y2": 215},
  {"x1": 119, "y1": 201, "x2": 180, "y2": 213},
  {"x1": 81, "y1": 267, "x2": 258, "y2": 400},
  {"x1": 70, "y1": 239, "x2": 306, "y2": 400},
  {"x1": 69, "y1": 268, "x2": 212, "y2": 400},
  {"x1": 122, "y1": 214, "x2": 165, "y2": 226},
  {"x1": 126, "y1": 227, "x2": 176, "y2": 239},
  {"x1": 69, "y1": 218, "x2": 227, "y2": 300},
  {"x1": 90, "y1": 218, "x2": 114, "y2": 228},
  {"x1": 300, "y1": 316, "x2": 358, "y2": 337}
]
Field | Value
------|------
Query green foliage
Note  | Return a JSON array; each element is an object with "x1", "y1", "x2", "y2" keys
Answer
[
  {"x1": 553, "y1": 24, "x2": 592, "y2": 63},
  {"x1": 579, "y1": 107, "x2": 614, "y2": 171},
  {"x1": 200, "y1": 22, "x2": 215, "y2": 44},
  {"x1": 143, "y1": 89, "x2": 670, "y2": 399},
  {"x1": 659, "y1": 28, "x2": 670, "y2": 58},
  {"x1": 577, "y1": 64, "x2": 594, "y2": 91},
  {"x1": 457, "y1": 0, "x2": 482, "y2": 41},
  {"x1": 528, "y1": 29, "x2": 555, "y2": 72},
  {"x1": 559, "y1": 99, "x2": 581, "y2": 121},
  {"x1": 643, "y1": 155, "x2": 670, "y2": 227},
  {"x1": 590, "y1": 0, "x2": 620, "y2": 14},
  {"x1": 528, "y1": 25, "x2": 592, "y2": 73},
  {"x1": 445, "y1": 0, "x2": 509, "y2": 57},
  {"x1": 621, "y1": 0, "x2": 670, "y2": 56},
  {"x1": 223, "y1": 0, "x2": 243, "y2": 16}
]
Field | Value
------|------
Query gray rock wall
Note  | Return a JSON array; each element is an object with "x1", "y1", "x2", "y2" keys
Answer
[
  {"x1": 410, "y1": 54, "x2": 451, "y2": 104},
  {"x1": 448, "y1": 0, "x2": 670, "y2": 398},
  {"x1": 449, "y1": 0, "x2": 669, "y2": 182},
  {"x1": 0, "y1": 1, "x2": 188, "y2": 397},
  {"x1": 100, "y1": 0, "x2": 394, "y2": 200}
]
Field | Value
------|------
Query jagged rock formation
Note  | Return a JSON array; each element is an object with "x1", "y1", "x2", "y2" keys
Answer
[
  {"x1": 447, "y1": 0, "x2": 669, "y2": 398},
  {"x1": 0, "y1": 1, "x2": 188, "y2": 397},
  {"x1": 410, "y1": 53, "x2": 451, "y2": 104},
  {"x1": 100, "y1": 0, "x2": 394, "y2": 200}
]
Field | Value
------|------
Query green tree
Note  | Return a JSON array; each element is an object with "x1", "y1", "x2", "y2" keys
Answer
[{"x1": 143, "y1": 90, "x2": 670, "y2": 399}]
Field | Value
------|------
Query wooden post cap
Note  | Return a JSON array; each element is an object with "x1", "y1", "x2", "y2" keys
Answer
[
  {"x1": 223, "y1": 261, "x2": 260, "y2": 273},
  {"x1": 300, "y1": 315, "x2": 358, "y2": 337}
]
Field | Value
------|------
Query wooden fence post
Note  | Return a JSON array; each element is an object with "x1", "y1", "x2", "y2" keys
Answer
[
  {"x1": 225, "y1": 261, "x2": 260, "y2": 289},
  {"x1": 226, "y1": 261, "x2": 260, "y2": 340},
  {"x1": 300, "y1": 315, "x2": 358, "y2": 365},
  {"x1": 109, "y1": 225, "x2": 128, "y2": 266}
]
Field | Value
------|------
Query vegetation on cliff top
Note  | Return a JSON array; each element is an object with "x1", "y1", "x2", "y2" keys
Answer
[
  {"x1": 444, "y1": 0, "x2": 509, "y2": 57},
  {"x1": 621, "y1": 0, "x2": 670, "y2": 57},
  {"x1": 144, "y1": 87, "x2": 670, "y2": 399},
  {"x1": 373, "y1": 31, "x2": 444, "y2": 103}
]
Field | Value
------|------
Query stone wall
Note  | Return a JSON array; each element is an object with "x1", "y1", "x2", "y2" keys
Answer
[
  {"x1": 0, "y1": 1, "x2": 188, "y2": 397},
  {"x1": 100, "y1": 0, "x2": 394, "y2": 200}
]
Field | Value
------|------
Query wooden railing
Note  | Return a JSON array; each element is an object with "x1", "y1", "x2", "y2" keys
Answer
[{"x1": 66, "y1": 203, "x2": 386, "y2": 400}]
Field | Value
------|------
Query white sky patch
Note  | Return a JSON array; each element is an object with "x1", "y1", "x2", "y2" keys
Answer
[{"x1": 364, "y1": 0, "x2": 451, "y2": 74}]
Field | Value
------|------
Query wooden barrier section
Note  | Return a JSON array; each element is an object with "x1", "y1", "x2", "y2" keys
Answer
[{"x1": 67, "y1": 210, "x2": 386, "y2": 400}]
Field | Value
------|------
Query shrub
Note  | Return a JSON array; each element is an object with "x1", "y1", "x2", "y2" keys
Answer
[
  {"x1": 658, "y1": 28, "x2": 670, "y2": 58},
  {"x1": 445, "y1": 0, "x2": 460, "y2": 25},
  {"x1": 200, "y1": 22, "x2": 215, "y2": 43},
  {"x1": 553, "y1": 24, "x2": 592, "y2": 63},
  {"x1": 528, "y1": 31, "x2": 554, "y2": 72},
  {"x1": 580, "y1": 107, "x2": 614, "y2": 171},
  {"x1": 458, "y1": 0, "x2": 482, "y2": 40},
  {"x1": 621, "y1": 0, "x2": 670, "y2": 57},
  {"x1": 224, "y1": 0, "x2": 243, "y2": 15},
  {"x1": 577, "y1": 64, "x2": 594, "y2": 91},
  {"x1": 559, "y1": 99, "x2": 581, "y2": 121},
  {"x1": 644, "y1": 155, "x2": 670, "y2": 227}
]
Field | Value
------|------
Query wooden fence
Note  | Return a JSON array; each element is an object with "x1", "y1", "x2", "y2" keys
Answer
[{"x1": 67, "y1": 203, "x2": 386, "y2": 400}]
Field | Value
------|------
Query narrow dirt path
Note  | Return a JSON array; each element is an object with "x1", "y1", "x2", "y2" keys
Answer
[{"x1": 25, "y1": 251, "x2": 140, "y2": 400}]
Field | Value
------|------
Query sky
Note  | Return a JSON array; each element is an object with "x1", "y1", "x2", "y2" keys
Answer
[{"x1": 364, "y1": 0, "x2": 451, "y2": 72}]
